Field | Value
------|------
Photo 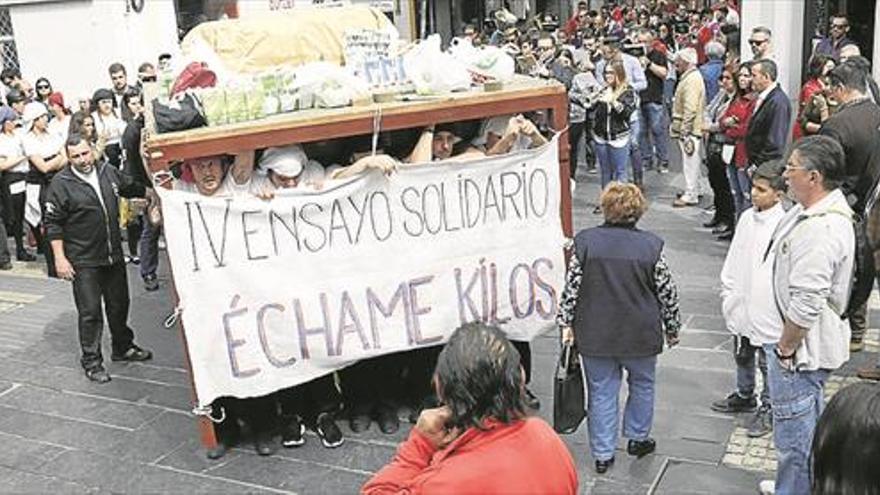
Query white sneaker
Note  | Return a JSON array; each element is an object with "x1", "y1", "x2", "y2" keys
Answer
[
  {"x1": 570, "y1": 180, "x2": 576, "y2": 194},
  {"x1": 758, "y1": 479, "x2": 775, "y2": 495}
]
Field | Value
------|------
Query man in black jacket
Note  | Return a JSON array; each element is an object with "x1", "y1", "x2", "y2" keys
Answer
[
  {"x1": 44, "y1": 134, "x2": 152, "y2": 383},
  {"x1": 746, "y1": 59, "x2": 791, "y2": 173},
  {"x1": 821, "y1": 61, "x2": 880, "y2": 361}
]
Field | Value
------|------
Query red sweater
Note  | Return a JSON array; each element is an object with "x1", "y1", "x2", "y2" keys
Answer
[
  {"x1": 362, "y1": 417, "x2": 578, "y2": 495},
  {"x1": 722, "y1": 95, "x2": 756, "y2": 168}
]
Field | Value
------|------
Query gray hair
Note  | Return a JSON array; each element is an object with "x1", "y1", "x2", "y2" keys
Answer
[
  {"x1": 705, "y1": 41, "x2": 726, "y2": 60},
  {"x1": 790, "y1": 135, "x2": 846, "y2": 191},
  {"x1": 752, "y1": 26, "x2": 772, "y2": 38}
]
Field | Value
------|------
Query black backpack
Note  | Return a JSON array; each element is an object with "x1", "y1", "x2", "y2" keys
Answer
[{"x1": 152, "y1": 94, "x2": 206, "y2": 134}]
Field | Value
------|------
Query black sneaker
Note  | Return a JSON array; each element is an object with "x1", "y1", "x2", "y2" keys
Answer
[
  {"x1": 16, "y1": 250, "x2": 36, "y2": 262},
  {"x1": 315, "y1": 412, "x2": 344, "y2": 448},
  {"x1": 595, "y1": 457, "x2": 615, "y2": 473},
  {"x1": 281, "y1": 416, "x2": 305, "y2": 448},
  {"x1": 711, "y1": 392, "x2": 757, "y2": 413},
  {"x1": 254, "y1": 431, "x2": 276, "y2": 456},
  {"x1": 376, "y1": 405, "x2": 399, "y2": 435},
  {"x1": 111, "y1": 345, "x2": 153, "y2": 362},
  {"x1": 84, "y1": 366, "x2": 111, "y2": 383},
  {"x1": 0, "y1": 261, "x2": 12, "y2": 271},
  {"x1": 627, "y1": 438, "x2": 656, "y2": 458},
  {"x1": 143, "y1": 276, "x2": 159, "y2": 292},
  {"x1": 746, "y1": 404, "x2": 773, "y2": 438}
]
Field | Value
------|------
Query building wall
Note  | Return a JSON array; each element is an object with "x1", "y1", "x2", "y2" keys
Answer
[
  {"x1": 10, "y1": 0, "x2": 179, "y2": 101},
  {"x1": 740, "y1": 0, "x2": 804, "y2": 103}
]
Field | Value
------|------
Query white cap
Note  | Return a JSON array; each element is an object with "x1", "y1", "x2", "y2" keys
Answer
[
  {"x1": 260, "y1": 144, "x2": 307, "y2": 178},
  {"x1": 22, "y1": 102, "x2": 48, "y2": 129},
  {"x1": 472, "y1": 115, "x2": 511, "y2": 146},
  {"x1": 675, "y1": 48, "x2": 698, "y2": 66}
]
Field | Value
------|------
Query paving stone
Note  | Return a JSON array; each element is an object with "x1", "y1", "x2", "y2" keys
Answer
[
  {"x1": 103, "y1": 411, "x2": 194, "y2": 464},
  {"x1": 35, "y1": 448, "x2": 282, "y2": 494},
  {"x1": 0, "y1": 431, "x2": 68, "y2": 471},
  {"x1": 204, "y1": 450, "x2": 369, "y2": 493},
  {"x1": 274, "y1": 435, "x2": 396, "y2": 473},
  {"x1": 678, "y1": 331, "x2": 730, "y2": 350},
  {"x1": 0, "y1": 384, "x2": 164, "y2": 430},
  {"x1": 157, "y1": 439, "x2": 246, "y2": 473},
  {"x1": 0, "y1": 464, "x2": 95, "y2": 493},
  {"x1": 654, "y1": 459, "x2": 764, "y2": 494},
  {"x1": 0, "y1": 404, "x2": 133, "y2": 454}
]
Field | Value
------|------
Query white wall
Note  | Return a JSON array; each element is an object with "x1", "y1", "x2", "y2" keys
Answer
[
  {"x1": 739, "y1": 0, "x2": 804, "y2": 103},
  {"x1": 237, "y1": 0, "x2": 414, "y2": 41},
  {"x1": 11, "y1": 0, "x2": 179, "y2": 102}
]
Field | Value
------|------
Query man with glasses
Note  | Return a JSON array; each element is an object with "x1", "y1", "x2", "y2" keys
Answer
[
  {"x1": 44, "y1": 134, "x2": 152, "y2": 384},
  {"x1": 814, "y1": 15, "x2": 856, "y2": 62},
  {"x1": 758, "y1": 135, "x2": 854, "y2": 495},
  {"x1": 748, "y1": 26, "x2": 788, "y2": 97}
]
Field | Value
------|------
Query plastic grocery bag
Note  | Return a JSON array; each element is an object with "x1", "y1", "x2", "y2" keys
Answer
[
  {"x1": 448, "y1": 38, "x2": 515, "y2": 82},
  {"x1": 403, "y1": 34, "x2": 470, "y2": 95}
]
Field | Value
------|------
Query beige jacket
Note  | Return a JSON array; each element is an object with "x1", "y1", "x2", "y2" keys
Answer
[{"x1": 670, "y1": 68, "x2": 706, "y2": 138}]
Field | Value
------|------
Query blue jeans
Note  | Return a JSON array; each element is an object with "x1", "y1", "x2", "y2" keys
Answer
[
  {"x1": 138, "y1": 212, "x2": 162, "y2": 280},
  {"x1": 763, "y1": 345, "x2": 830, "y2": 495},
  {"x1": 629, "y1": 116, "x2": 643, "y2": 183},
  {"x1": 639, "y1": 103, "x2": 669, "y2": 169},
  {"x1": 594, "y1": 140, "x2": 630, "y2": 189},
  {"x1": 735, "y1": 337, "x2": 769, "y2": 405},
  {"x1": 582, "y1": 355, "x2": 657, "y2": 461},
  {"x1": 727, "y1": 164, "x2": 752, "y2": 219}
]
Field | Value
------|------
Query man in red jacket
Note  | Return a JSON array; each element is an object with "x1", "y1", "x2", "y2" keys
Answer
[{"x1": 362, "y1": 322, "x2": 578, "y2": 495}]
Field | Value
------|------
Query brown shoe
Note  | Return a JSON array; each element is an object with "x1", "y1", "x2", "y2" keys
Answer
[{"x1": 857, "y1": 366, "x2": 880, "y2": 381}]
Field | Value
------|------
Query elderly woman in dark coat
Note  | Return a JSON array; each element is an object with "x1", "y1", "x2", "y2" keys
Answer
[{"x1": 557, "y1": 182, "x2": 682, "y2": 474}]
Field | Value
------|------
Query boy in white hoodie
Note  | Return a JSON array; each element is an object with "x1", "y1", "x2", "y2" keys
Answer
[{"x1": 711, "y1": 161, "x2": 786, "y2": 438}]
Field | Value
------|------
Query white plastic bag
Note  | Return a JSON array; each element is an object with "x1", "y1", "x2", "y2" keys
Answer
[{"x1": 403, "y1": 34, "x2": 471, "y2": 95}]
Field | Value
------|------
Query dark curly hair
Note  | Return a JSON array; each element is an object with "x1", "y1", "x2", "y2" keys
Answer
[{"x1": 433, "y1": 322, "x2": 527, "y2": 431}]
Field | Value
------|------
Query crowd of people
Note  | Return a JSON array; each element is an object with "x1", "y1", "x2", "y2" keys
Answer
[{"x1": 3, "y1": 0, "x2": 880, "y2": 493}]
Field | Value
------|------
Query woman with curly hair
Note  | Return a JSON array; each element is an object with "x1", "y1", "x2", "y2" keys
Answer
[{"x1": 557, "y1": 182, "x2": 682, "y2": 474}]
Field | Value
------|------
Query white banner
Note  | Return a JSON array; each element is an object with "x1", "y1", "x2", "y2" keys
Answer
[{"x1": 158, "y1": 136, "x2": 566, "y2": 406}]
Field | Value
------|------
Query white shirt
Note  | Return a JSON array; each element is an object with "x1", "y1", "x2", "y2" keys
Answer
[
  {"x1": 22, "y1": 130, "x2": 64, "y2": 160},
  {"x1": 91, "y1": 111, "x2": 125, "y2": 146},
  {"x1": 71, "y1": 165, "x2": 106, "y2": 211},
  {"x1": 720, "y1": 202, "x2": 786, "y2": 345},
  {"x1": 752, "y1": 82, "x2": 778, "y2": 116},
  {"x1": 176, "y1": 171, "x2": 271, "y2": 198},
  {"x1": 48, "y1": 115, "x2": 70, "y2": 144},
  {"x1": 0, "y1": 132, "x2": 29, "y2": 174}
]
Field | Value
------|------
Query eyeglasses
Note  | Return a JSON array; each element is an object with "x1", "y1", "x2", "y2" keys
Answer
[
  {"x1": 139, "y1": 75, "x2": 157, "y2": 83},
  {"x1": 36, "y1": 85, "x2": 50, "y2": 90},
  {"x1": 748, "y1": 39, "x2": 768, "y2": 46},
  {"x1": 830, "y1": 23, "x2": 848, "y2": 30},
  {"x1": 784, "y1": 165, "x2": 810, "y2": 173}
]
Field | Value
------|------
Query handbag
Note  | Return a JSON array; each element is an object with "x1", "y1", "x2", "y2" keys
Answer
[{"x1": 553, "y1": 341, "x2": 586, "y2": 434}]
